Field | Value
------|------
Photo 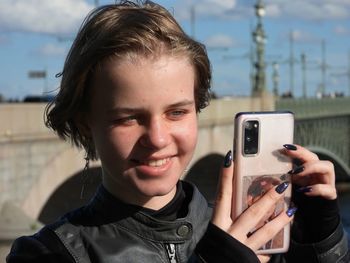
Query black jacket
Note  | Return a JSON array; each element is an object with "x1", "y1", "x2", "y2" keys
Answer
[{"x1": 6, "y1": 181, "x2": 349, "y2": 263}]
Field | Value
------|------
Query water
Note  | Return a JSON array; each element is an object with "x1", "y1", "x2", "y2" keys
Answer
[{"x1": 338, "y1": 187, "x2": 350, "y2": 245}]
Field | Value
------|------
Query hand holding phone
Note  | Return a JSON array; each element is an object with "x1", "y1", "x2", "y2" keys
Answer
[
  {"x1": 211, "y1": 145, "x2": 295, "y2": 259},
  {"x1": 231, "y1": 111, "x2": 294, "y2": 254}
]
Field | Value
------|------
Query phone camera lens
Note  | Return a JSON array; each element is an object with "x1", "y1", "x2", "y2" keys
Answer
[
  {"x1": 245, "y1": 122, "x2": 252, "y2": 130},
  {"x1": 243, "y1": 120, "x2": 259, "y2": 155}
]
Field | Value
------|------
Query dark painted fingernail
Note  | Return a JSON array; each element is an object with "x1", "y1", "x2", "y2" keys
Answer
[
  {"x1": 288, "y1": 165, "x2": 305, "y2": 174},
  {"x1": 275, "y1": 182, "x2": 289, "y2": 194},
  {"x1": 296, "y1": 186, "x2": 312, "y2": 193},
  {"x1": 286, "y1": 207, "x2": 298, "y2": 217},
  {"x1": 224, "y1": 150, "x2": 232, "y2": 168},
  {"x1": 280, "y1": 173, "x2": 291, "y2": 181},
  {"x1": 283, "y1": 144, "x2": 297, "y2": 151},
  {"x1": 293, "y1": 158, "x2": 303, "y2": 166}
]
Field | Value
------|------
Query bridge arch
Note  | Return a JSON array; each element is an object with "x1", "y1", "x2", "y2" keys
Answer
[
  {"x1": 308, "y1": 146, "x2": 350, "y2": 182},
  {"x1": 38, "y1": 167, "x2": 102, "y2": 224},
  {"x1": 21, "y1": 147, "x2": 92, "y2": 221},
  {"x1": 19, "y1": 144, "x2": 349, "y2": 223}
]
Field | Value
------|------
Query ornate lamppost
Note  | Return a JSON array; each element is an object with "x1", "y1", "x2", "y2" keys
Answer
[
  {"x1": 272, "y1": 62, "x2": 280, "y2": 96},
  {"x1": 252, "y1": 0, "x2": 267, "y2": 96}
]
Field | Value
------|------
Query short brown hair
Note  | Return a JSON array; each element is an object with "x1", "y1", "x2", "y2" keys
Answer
[{"x1": 45, "y1": 0, "x2": 212, "y2": 160}]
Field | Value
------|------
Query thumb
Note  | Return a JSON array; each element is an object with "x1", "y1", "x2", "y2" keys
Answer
[
  {"x1": 212, "y1": 150, "x2": 234, "y2": 228},
  {"x1": 258, "y1": 255, "x2": 271, "y2": 263}
]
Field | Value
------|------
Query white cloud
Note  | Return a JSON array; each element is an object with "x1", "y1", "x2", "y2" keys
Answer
[
  {"x1": 173, "y1": 0, "x2": 241, "y2": 20},
  {"x1": 265, "y1": 4, "x2": 281, "y2": 17},
  {"x1": 0, "y1": 0, "x2": 93, "y2": 35},
  {"x1": 206, "y1": 0, "x2": 236, "y2": 9},
  {"x1": 334, "y1": 25, "x2": 350, "y2": 36},
  {"x1": 290, "y1": 30, "x2": 320, "y2": 43},
  {"x1": 205, "y1": 34, "x2": 236, "y2": 48},
  {"x1": 36, "y1": 43, "x2": 67, "y2": 57},
  {"x1": 265, "y1": 0, "x2": 350, "y2": 20},
  {"x1": 174, "y1": 0, "x2": 350, "y2": 21}
]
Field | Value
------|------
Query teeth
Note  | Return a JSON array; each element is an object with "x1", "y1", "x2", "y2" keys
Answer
[{"x1": 145, "y1": 158, "x2": 169, "y2": 167}]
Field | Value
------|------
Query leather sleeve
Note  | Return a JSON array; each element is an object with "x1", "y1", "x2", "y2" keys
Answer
[
  {"x1": 285, "y1": 222, "x2": 349, "y2": 263},
  {"x1": 291, "y1": 188, "x2": 341, "y2": 243},
  {"x1": 6, "y1": 228, "x2": 74, "y2": 263},
  {"x1": 195, "y1": 222, "x2": 260, "y2": 263},
  {"x1": 282, "y1": 188, "x2": 350, "y2": 262}
]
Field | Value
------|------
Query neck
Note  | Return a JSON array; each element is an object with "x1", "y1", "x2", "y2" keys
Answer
[{"x1": 102, "y1": 174, "x2": 177, "y2": 210}]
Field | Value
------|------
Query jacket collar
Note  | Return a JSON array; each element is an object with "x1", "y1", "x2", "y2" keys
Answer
[{"x1": 66, "y1": 181, "x2": 212, "y2": 242}]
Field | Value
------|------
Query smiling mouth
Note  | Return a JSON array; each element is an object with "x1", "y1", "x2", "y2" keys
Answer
[{"x1": 131, "y1": 158, "x2": 171, "y2": 167}]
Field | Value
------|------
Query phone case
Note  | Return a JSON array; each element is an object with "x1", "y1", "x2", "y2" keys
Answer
[{"x1": 232, "y1": 111, "x2": 294, "y2": 254}]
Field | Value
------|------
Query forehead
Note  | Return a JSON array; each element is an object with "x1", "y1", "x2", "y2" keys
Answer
[
  {"x1": 94, "y1": 53, "x2": 194, "y2": 84},
  {"x1": 89, "y1": 54, "x2": 196, "y2": 108}
]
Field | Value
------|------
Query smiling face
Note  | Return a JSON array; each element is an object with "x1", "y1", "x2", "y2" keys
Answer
[{"x1": 87, "y1": 54, "x2": 198, "y2": 209}]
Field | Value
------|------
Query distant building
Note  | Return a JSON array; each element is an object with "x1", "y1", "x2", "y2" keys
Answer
[{"x1": 23, "y1": 95, "x2": 55, "y2": 103}]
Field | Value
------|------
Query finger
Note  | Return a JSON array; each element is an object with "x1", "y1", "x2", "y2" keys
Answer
[
  {"x1": 295, "y1": 160, "x2": 334, "y2": 177},
  {"x1": 297, "y1": 184, "x2": 337, "y2": 200},
  {"x1": 291, "y1": 175, "x2": 311, "y2": 186},
  {"x1": 283, "y1": 144, "x2": 319, "y2": 163},
  {"x1": 229, "y1": 182, "x2": 290, "y2": 241},
  {"x1": 212, "y1": 151, "x2": 234, "y2": 228},
  {"x1": 291, "y1": 160, "x2": 335, "y2": 186},
  {"x1": 246, "y1": 207, "x2": 295, "y2": 251},
  {"x1": 257, "y1": 255, "x2": 271, "y2": 263}
]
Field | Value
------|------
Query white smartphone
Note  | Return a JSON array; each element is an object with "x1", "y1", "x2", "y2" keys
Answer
[{"x1": 232, "y1": 111, "x2": 294, "y2": 254}]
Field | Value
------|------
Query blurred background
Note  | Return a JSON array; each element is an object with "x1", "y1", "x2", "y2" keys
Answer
[
  {"x1": 0, "y1": 0, "x2": 350, "y2": 100},
  {"x1": 0, "y1": 0, "x2": 349, "y2": 261}
]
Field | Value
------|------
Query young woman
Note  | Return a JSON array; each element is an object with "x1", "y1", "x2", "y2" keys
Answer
[{"x1": 7, "y1": 1, "x2": 348, "y2": 262}]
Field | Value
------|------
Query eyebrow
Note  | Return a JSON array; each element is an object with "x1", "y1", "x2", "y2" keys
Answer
[
  {"x1": 106, "y1": 100, "x2": 195, "y2": 115},
  {"x1": 168, "y1": 100, "x2": 195, "y2": 108}
]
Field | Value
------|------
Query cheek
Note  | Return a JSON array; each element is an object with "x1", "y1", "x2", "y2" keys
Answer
[
  {"x1": 93, "y1": 128, "x2": 137, "y2": 161},
  {"x1": 176, "y1": 120, "x2": 198, "y2": 153}
]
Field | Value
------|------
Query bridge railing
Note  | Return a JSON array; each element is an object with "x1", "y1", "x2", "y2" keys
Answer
[
  {"x1": 0, "y1": 103, "x2": 56, "y2": 143},
  {"x1": 276, "y1": 97, "x2": 350, "y2": 119},
  {"x1": 199, "y1": 93, "x2": 275, "y2": 127},
  {"x1": 276, "y1": 97, "x2": 350, "y2": 180}
]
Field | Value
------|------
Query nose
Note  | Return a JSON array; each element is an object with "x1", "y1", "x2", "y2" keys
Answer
[{"x1": 139, "y1": 117, "x2": 170, "y2": 150}]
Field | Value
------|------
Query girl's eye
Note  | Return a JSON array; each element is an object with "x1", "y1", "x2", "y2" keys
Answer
[
  {"x1": 113, "y1": 116, "x2": 137, "y2": 126},
  {"x1": 172, "y1": 110, "x2": 184, "y2": 115},
  {"x1": 168, "y1": 110, "x2": 187, "y2": 119}
]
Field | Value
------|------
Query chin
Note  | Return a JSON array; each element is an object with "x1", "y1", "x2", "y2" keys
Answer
[{"x1": 134, "y1": 177, "x2": 178, "y2": 198}]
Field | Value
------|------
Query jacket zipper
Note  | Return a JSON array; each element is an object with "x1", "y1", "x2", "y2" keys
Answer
[{"x1": 165, "y1": 243, "x2": 177, "y2": 263}]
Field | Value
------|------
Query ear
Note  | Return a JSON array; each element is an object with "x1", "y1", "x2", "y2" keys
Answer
[{"x1": 74, "y1": 111, "x2": 92, "y2": 137}]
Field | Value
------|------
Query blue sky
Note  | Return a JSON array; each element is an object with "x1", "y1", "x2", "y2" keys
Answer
[{"x1": 0, "y1": 0, "x2": 349, "y2": 100}]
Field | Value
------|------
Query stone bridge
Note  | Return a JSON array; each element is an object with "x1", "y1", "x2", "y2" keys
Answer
[
  {"x1": 277, "y1": 97, "x2": 350, "y2": 181},
  {"x1": 1, "y1": 95, "x2": 350, "y2": 259}
]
